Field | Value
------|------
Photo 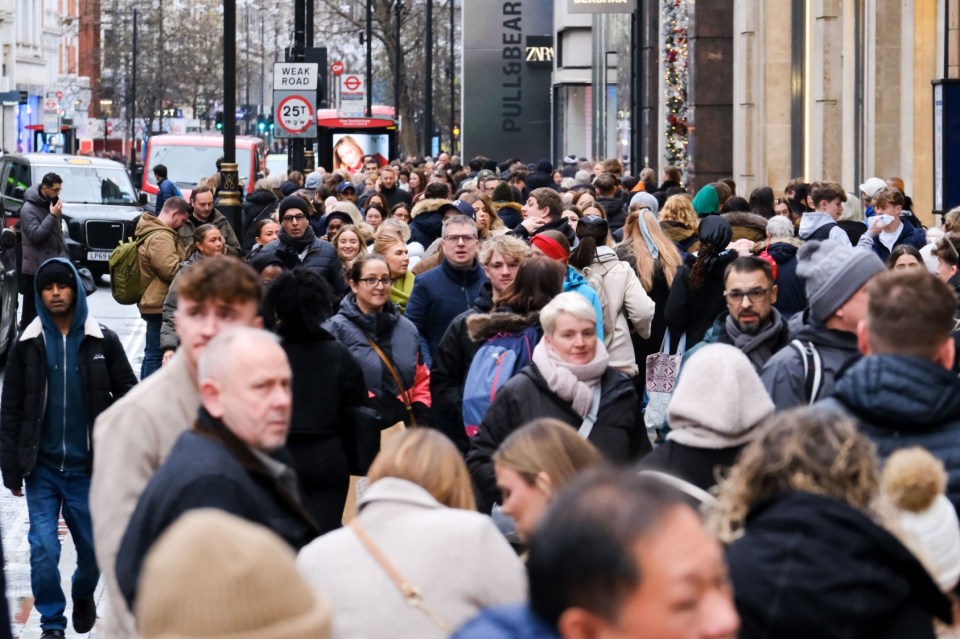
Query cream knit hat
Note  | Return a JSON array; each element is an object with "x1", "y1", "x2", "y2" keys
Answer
[
  {"x1": 136, "y1": 510, "x2": 331, "y2": 639},
  {"x1": 667, "y1": 344, "x2": 774, "y2": 449}
]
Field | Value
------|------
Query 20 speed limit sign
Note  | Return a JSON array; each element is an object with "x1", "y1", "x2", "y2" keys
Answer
[{"x1": 277, "y1": 95, "x2": 314, "y2": 133}]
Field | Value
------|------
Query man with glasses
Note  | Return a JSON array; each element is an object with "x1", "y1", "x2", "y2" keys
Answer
[
  {"x1": 688, "y1": 256, "x2": 790, "y2": 373},
  {"x1": 406, "y1": 214, "x2": 488, "y2": 367},
  {"x1": 474, "y1": 169, "x2": 500, "y2": 197},
  {"x1": 258, "y1": 195, "x2": 347, "y2": 298},
  {"x1": 20, "y1": 172, "x2": 68, "y2": 330},
  {"x1": 763, "y1": 239, "x2": 884, "y2": 409}
]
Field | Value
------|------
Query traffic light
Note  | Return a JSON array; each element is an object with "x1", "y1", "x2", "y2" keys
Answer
[
  {"x1": 215, "y1": 111, "x2": 224, "y2": 131},
  {"x1": 267, "y1": 115, "x2": 274, "y2": 132},
  {"x1": 257, "y1": 114, "x2": 266, "y2": 133}
]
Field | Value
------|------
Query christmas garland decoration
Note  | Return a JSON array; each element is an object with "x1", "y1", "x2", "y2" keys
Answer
[{"x1": 662, "y1": 0, "x2": 689, "y2": 175}]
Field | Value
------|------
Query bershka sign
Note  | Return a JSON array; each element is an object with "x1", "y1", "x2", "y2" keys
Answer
[
  {"x1": 462, "y1": 0, "x2": 552, "y2": 160},
  {"x1": 273, "y1": 63, "x2": 319, "y2": 90},
  {"x1": 567, "y1": 0, "x2": 636, "y2": 12}
]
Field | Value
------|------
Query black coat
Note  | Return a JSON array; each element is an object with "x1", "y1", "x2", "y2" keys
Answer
[
  {"x1": 766, "y1": 241, "x2": 807, "y2": 317},
  {"x1": 728, "y1": 492, "x2": 951, "y2": 639},
  {"x1": 596, "y1": 195, "x2": 626, "y2": 231},
  {"x1": 636, "y1": 440, "x2": 743, "y2": 493},
  {"x1": 466, "y1": 364, "x2": 651, "y2": 513},
  {"x1": 116, "y1": 411, "x2": 319, "y2": 608},
  {"x1": 824, "y1": 354, "x2": 960, "y2": 514},
  {"x1": 509, "y1": 217, "x2": 577, "y2": 246},
  {"x1": 0, "y1": 322, "x2": 136, "y2": 488},
  {"x1": 240, "y1": 189, "x2": 279, "y2": 252},
  {"x1": 258, "y1": 231, "x2": 348, "y2": 298},
  {"x1": 429, "y1": 283, "x2": 495, "y2": 454},
  {"x1": 664, "y1": 251, "x2": 737, "y2": 350}
]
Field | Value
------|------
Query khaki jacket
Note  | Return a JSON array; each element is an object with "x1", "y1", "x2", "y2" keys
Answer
[
  {"x1": 90, "y1": 353, "x2": 199, "y2": 638},
  {"x1": 136, "y1": 213, "x2": 184, "y2": 315},
  {"x1": 177, "y1": 209, "x2": 242, "y2": 257}
]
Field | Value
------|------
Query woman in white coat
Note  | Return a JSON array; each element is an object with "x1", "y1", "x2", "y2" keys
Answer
[
  {"x1": 568, "y1": 215, "x2": 656, "y2": 377},
  {"x1": 296, "y1": 428, "x2": 527, "y2": 639}
]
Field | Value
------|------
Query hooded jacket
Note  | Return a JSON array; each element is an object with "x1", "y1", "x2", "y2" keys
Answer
[
  {"x1": 596, "y1": 195, "x2": 626, "y2": 231},
  {"x1": 20, "y1": 185, "x2": 69, "y2": 275},
  {"x1": 722, "y1": 211, "x2": 768, "y2": 243},
  {"x1": 728, "y1": 492, "x2": 951, "y2": 639},
  {"x1": 660, "y1": 220, "x2": 700, "y2": 257},
  {"x1": 177, "y1": 208, "x2": 242, "y2": 257},
  {"x1": 405, "y1": 257, "x2": 488, "y2": 366},
  {"x1": 761, "y1": 239, "x2": 807, "y2": 316},
  {"x1": 409, "y1": 198, "x2": 450, "y2": 247},
  {"x1": 0, "y1": 258, "x2": 136, "y2": 488},
  {"x1": 467, "y1": 364, "x2": 651, "y2": 513},
  {"x1": 563, "y1": 266, "x2": 605, "y2": 342},
  {"x1": 495, "y1": 201, "x2": 523, "y2": 230},
  {"x1": 761, "y1": 313, "x2": 860, "y2": 410},
  {"x1": 135, "y1": 212, "x2": 185, "y2": 315},
  {"x1": 798, "y1": 211, "x2": 851, "y2": 245},
  {"x1": 580, "y1": 247, "x2": 655, "y2": 376},
  {"x1": 824, "y1": 354, "x2": 960, "y2": 513}
]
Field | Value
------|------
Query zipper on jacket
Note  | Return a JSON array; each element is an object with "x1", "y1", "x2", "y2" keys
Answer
[{"x1": 60, "y1": 334, "x2": 67, "y2": 472}]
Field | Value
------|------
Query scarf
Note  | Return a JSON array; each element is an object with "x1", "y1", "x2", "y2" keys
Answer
[
  {"x1": 279, "y1": 225, "x2": 317, "y2": 253},
  {"x1": 724, "y1": 309, "x2": 784, "y2": 371},
  {"x1": 390, "y1": 271, "x2": 416, "y2": 313},
  {"x1": 637, "y1": 210, "x2": 660, "y2": 258},
  {"x1": 532, "y1": 339, "x2": 610, "y2": 418}
]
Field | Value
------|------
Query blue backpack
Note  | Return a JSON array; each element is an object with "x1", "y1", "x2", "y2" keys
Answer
[{"x1": 462, "y1": 325, "x2": 541, "y2": 438}]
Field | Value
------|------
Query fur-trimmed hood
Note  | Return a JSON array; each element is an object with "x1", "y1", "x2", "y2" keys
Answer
[
  {"x1": 722, "y1": 212, "x2": 769, "y2": 239},
  {"x1": 466, "y1": 310, "x2": 540, "y2": 343},
  {"x1": 411, "y1": 198, "x2": 452, "y2": 220},
  {"x1": 495, "y1": 201, "x2": 523, "y2": 216},
  {"x1": 755, "y1": 236, "x2": 803, "y2": 253}
]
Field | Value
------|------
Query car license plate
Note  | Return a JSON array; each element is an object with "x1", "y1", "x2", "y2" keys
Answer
[{"x1": 87, "y1": 251, "x2": 111, "y2": 261}]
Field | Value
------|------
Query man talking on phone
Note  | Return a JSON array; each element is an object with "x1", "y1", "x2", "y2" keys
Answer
[
  {"x1": 856, "y1": 186, "x2": 926, "y2": 261},
  {"x1": 20, "y1": 173, "x2": 69, "y2": 330}
]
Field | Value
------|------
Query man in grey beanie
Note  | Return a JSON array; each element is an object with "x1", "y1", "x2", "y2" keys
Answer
[{"x1": 761, "y1": 238, "x2": 885, "y2": 409}]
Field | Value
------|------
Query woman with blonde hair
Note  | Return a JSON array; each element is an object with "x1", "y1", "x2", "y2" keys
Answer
[
  {"x1": 459, "y1": 192, "x2": 506, "y2": 239},
  {"x1": 373, "y1": 228, "x2": 415, "y2": 312},
  {"x1": 297, "y1": 428, "x2": 527, "y2": 639},
  {"x1": 493, "y1": 418, "x2": 604, "y2": 542},
  {"x1": 713, "y1": 405, "x2": 951, "y2": 639},
  {"x1": 332, "y1": 224, "x2": 367, "y2": 273},
  {"x1": 659, "y1": 193, "x2": 700, "y2": 256}
]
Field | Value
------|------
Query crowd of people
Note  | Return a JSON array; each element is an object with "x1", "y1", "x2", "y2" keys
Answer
[{"x1": 2, "y1": 152, "x2": 960, "y2": 639}]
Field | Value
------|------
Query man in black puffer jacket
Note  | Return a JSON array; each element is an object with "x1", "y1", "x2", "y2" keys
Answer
[
  {"x1": 821, "y1": 269, "x2": 960, "y2": 514},
  {"x1": 0, "y1": 258, "x2": 137, "y2": 637}
]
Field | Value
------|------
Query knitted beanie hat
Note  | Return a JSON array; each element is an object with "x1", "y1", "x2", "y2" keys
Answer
[
  {"x1": 35, "y1": 260, "x2": 77, "y2": 293},
  {"x1": 629, "y1": 191, "x2": 660, "y2": 215},
  {"x1": 796, "y1": 239, "x2": 885, "y2": 322},
  {"x1": 491, "y1": 181, "x2": 515, "y2": 204},
  {"x1": 136, "y1": 510, "x2": 331, "y2": 639},
  {"x1": 667, "y1": 344, "x2": 774, "y2": 449},
  {"x1": 574, "y1": 170, "x2": 592, "y2": 185},
  {"x1": 277, "y1": 195, "x2": 312, "y2": 220}
]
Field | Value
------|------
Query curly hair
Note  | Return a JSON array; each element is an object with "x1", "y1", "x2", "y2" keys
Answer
[
  {"x1": 263, "y1": 268, "x2": 337, "y2": 339},
  {"x1": 659, "y1": 194, "x2": 699, "y2": 230},
  {"x1": 709, "y1": 405, "x2": 885, "y2": 544}
]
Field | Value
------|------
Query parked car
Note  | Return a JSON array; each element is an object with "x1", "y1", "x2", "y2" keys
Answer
[
  {"x1": 0, "y1": 198, "x2": 24, "y2": 363},
  {"x1": 140, "y1": 134, "x2": 267, "y2": 206},
  {"x1": 0, "y1": 153, "x2": 144, "y2": 279}
]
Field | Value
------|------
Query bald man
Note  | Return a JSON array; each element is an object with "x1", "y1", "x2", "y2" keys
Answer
[{"x1": 114, "y1": 328, "x2": 319, "y2": 610}]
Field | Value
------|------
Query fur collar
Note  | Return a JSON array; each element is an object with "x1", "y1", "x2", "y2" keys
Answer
[
  {"x1": 410, "y1": 198, "x2": 452, "y2": 219},
  {"x1": 495, "y1": 201, "x2": 523, "y2": 216},
  {"x1": 722, "y1": 211, "x2": 769, "y2": 234},
  {"x1": 467, "y1": 310, "x2": 540, "y2": 343}
]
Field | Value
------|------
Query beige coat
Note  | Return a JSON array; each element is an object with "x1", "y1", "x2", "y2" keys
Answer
[
  {"x1": 136, "y1": 213, "x2": 184, "y2": 315},
  {"x1": 296, "y1": 478, "x2": 527, "y2": 639},
  {"x1": 90, "y1": 353, "x2": 199, "y2": 638},
  {"x1": 581, "y1": 246, "x2": 656, "y2": 376}
]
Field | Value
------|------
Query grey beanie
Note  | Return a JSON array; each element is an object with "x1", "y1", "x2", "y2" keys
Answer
[
  {"x1": 796, "y1": 239, "x2": 885, "y2": 322},
  {"x1": 630, "y1": 191, "x2": 660, "y2": 215},
  {"x1": 574, "y1": 170, "x2": 592, "y2": 185}
]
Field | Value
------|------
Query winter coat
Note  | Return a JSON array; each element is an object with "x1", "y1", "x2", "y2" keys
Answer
[
  {"x1": 563, "y1": 266, "x2": 605, "y2": 342},
  {"x1": 728, "y1": 491, "x2": 951, "y2": 639},
  {"x1": 258, "y1": 229, "x2": 348, "y2": 298},
  {"x1": 762, "y1": 239, "x2": 807, "y2": 317},
  {"x1": 135, "y1": 212, "x2": 185, "y2": 315},
  {"x1": 154, "y1": 177, "x2": 181, "y2": 215},
  {"x1": 495, "y1": 201, "x2": 523, "y2": 230},
  {"x1": 177, "y1": 208, "x2": 242, "y2": 257},
  {"x1": 688, "y1": 311, "x2": 792, "y2": 373},
  {"x1": 580, "y1": 247, "x2": 655, "y2": 376},
  {"x1": 240, "y1": 188, "x2": 279, "y2": 252},
  {"x1": 405, "y1": 258, "x2": 488, "y2": 366},
  {"x1": 90, "y1": 351, "x2": 199, "y2": 638},
  {"x1": 824, "y1": 354, "x2": 960, "y2": 513},
  {"x1": 0, "y1": 262, "x2": 136, "y2": 489},
  {"x1": 722, "y1": 211, "x2": 768, "y2": 243},
  {"x1": 761, "y1": 315, "x2": 860, "y2": 410},
  {"x1": 429, "y1": 284, "x2": 495, "y2": 454},
  {"x1": 838, "y1": 219, "x2": 867, "y2": 245},
  {"x1": 158, "y1": 252, "x2": 204, "y2": 353},
  {"x1": 856, "y1": 220, "x2": 928, "y2": 262},
  {"x1": 467, "y1": 364, "x2": 651, "y2": 513},
  {"x1": 664, "y1": 250, "x2": 738, "y2": 350},
  {"x1": 116, "y1": 409, "x2": 319, "y2": 608},
  {"x1": 409, "y1": 198, "x2": 449, "y2": 248},
  {"x1": 323, "y1": 294, "x2": 429, "y2": 428},
  {"x1": 798, "y1": 212, "x2": 851, "y2": 245},
  {"x1": 452, "y1": 605, "x2": 560, "y2": 639},
  {"x1": 296, "y1": 478, "x2": 528, "y2": 639},
  {"x1": 20, "y1": 185, "x2": 69, "y2": 275},
  {"x1": 380, "y1": 184, "x2": 413, "y2": 210},
  {"x1": 510, "y1": 217, "x2": 577, "y2": 247},
  {"x1": 596, "y1": 195, "x2": 626, "y2": 231},
  {"x1": 660, "y1": 220, "x2": 700, "y2": 257},
  {"x1": 636, "y1": 441, "x2": 744, "y2": 494}
]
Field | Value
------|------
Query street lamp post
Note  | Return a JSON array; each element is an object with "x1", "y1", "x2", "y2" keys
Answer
[{"x1": 220, "y1": 0, "x2": 243, "y2": 240}]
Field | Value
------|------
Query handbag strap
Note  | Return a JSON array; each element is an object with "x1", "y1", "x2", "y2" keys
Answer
[
  {"x1": 350, "y1": 519, "x2": 451, "y2": 633},
  {"x1": 578, "y1": 384, "x2": 603, "y2": 440},
  {"x1": 660, "y1": 328, "x2": 688, "y2": 356},
  {"x1": 347, "y1": 317, "x2": 418, "y2": 428}
]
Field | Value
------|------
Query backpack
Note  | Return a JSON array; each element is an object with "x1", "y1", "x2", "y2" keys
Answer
[
  {"x1": 790, "y1": 339, "x2": 823, "y2": 404},
  {"x1": 108, "y1": 230, "x2": 161, "y2": 305},
  {"x1": 462, "y1": 325, "x2": 541, "y2": 438}
]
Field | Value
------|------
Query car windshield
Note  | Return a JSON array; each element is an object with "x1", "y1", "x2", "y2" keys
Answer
[
  {"x1": 146, "y1": 143, "x2": 253, "y2": 188},
  {"x1": 34, "y1": 165, "x2": 137, "y2": 205}
]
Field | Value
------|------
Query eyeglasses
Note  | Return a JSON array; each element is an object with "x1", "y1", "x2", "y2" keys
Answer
[
  {"x1": 357, "y1": 276, "x2": 392, "y2": 288},
  {"x1": 282, "y1": 214, "x2": 306, "y2": 222},
  {"x1": 725, "y1": 288, "x2": 771, "y2": 304},
  {"x1": 443, "y1": 234, "x2": 478, "y2": 244}
]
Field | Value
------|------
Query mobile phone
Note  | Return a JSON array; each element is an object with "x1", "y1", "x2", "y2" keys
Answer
[{"x1": 50, "y1": 195, "x2": 59, "y2": 205}]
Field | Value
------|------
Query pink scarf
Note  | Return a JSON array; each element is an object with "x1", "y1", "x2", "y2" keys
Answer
[{"x1": 532, "y1": 339, "x2": 610, "y2": 418}]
